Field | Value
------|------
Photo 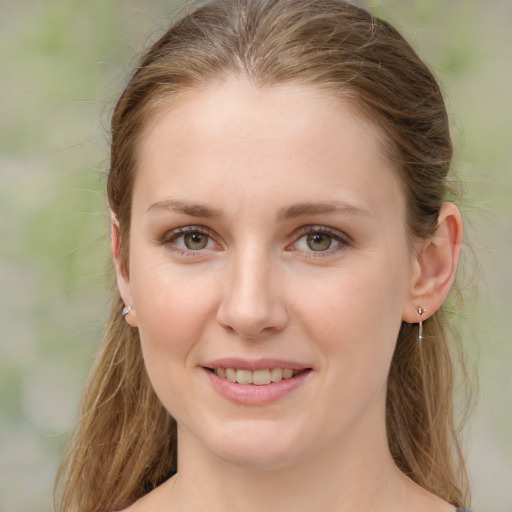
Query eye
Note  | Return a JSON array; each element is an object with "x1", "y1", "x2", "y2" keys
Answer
[
  {"x1": 290, "y1": 226, "x2": 349, "y2": 255},
  {"x1": 162, "y1": 226, "x2": 219, "y2": 254},
  {"x1": 304, "y1": 233, "x2": 334, "y2": 251},
  {"x1": 182, "y1": 231, "x2": 210, "y2": 250}
]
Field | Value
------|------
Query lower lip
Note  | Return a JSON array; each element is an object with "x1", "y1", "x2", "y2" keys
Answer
[{"x1": 204, "y1": 369, "x2": 312, "y2": 405}]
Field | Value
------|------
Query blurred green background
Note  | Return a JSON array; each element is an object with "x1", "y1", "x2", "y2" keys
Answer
[{"x1": 0, "y1": 0, "x2": 510, "y2": 510}]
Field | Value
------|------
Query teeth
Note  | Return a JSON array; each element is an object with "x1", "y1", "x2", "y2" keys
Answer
[
  {"x1": 270, "y1": 368, "x2": 283, "y2": 382},
  {"x1": 253, "y1": 369, "x2": 271, "y2": 385},
  {"x1": 282, "y1": 368, "x2": 293, "y2": 379},
  {"x1": 214, "y1": 367, "x2": 300, "y2": 385},
  {"x1": 236, "y1": 369, "x2": 253, "y2": 385}
]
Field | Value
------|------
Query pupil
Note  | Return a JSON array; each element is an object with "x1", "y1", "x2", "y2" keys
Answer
[
  {"x1": 185, "y1": 232, "x2": 208, "y2": 250},
  {"x1": 307, "y1": 233, "x2": 331, "y2": 251}
]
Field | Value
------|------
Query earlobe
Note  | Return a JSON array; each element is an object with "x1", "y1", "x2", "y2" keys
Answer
[
  {"x1": 403, "y1": 203, "x2": 463, "y2": 323},
  {"x1": 111, "y1": 212, "x2": 138, "y2": 328}
]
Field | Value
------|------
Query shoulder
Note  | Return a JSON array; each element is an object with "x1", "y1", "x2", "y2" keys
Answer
[
  {"x1": 117, "y1": 499, "x2": 145, "y2": 512},
  {"x1": 117, "y1": 477, "x2": 176, "y2": 511}
]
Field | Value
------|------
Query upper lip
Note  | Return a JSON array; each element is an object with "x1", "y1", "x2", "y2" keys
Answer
[{"x1": 202, "y1": 358, "x2": 311, "y2": 371}]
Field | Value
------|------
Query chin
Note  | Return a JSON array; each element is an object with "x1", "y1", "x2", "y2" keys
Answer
[
  {"x1": 217, "y1": 445, "x2": 300, "y2": 471},
  {"x1": 201, "y1": 421, "x2": 308, "y2": 471}
]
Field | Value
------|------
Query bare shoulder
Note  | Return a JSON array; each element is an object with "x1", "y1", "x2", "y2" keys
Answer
[
  {"x1": 400, "y1": 474, "x2": 459, "y2": 512},
  {"x1": 118, "y1": 495, "x2": 150, "y2": 512},
  {"x1": 412, "y1": 490, "x2": 460, "y2": 512},
  {"x1": 118, "y1": 478, "x2": 176, "y2": 512}
]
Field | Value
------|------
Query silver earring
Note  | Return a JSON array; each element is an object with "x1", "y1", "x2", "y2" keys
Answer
[
  {"x1": 417, "y1": 306, "x2": 426, "y2": 341},
  {"x1": 122, "y1": 306, "x2": 132, "y2": 318}
]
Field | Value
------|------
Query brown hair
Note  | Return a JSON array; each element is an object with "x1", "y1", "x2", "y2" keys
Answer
[{"x1": 55, "y1": 1, "x2": 471, "y2": 510}]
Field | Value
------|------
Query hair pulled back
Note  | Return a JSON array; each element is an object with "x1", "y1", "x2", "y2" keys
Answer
[{"x1": 55, "y1": 1, "x2": 469, "y2": 510}]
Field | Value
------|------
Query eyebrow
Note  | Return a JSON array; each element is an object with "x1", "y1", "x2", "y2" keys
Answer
[
  {"x1": 277, "y1": 201, "x2": 372, "y2": 220},
  {"x1": 146, "y1": 199, "x2": 222, "y2": 218},
  {"x1": 146, "y1": 198, "x2": 371, "y2": 220}
]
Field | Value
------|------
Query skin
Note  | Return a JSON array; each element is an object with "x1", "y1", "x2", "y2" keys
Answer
[{"x1": 115, "y1": 78, "x2": 463, "y2": 512}]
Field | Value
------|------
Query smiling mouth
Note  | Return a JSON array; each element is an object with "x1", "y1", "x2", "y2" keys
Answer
[{"x1": 206, "y1": 367, "x2": 309, "y2": 385}]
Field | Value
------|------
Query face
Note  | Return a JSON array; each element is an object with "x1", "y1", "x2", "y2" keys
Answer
[{"x1": 116, "y1": 79, "x2": 418, "y2": 470}]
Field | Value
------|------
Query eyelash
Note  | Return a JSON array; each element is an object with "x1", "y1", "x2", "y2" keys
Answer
[
  {"x1": 288, "y1": 225, "x2": 351, "y2": 258},
  {"x1": 159, "y1": 226, "x2": 220, "y2": 257},
  {"x1": 159, "y1": 225, "x2": 351, "y2": 258}
]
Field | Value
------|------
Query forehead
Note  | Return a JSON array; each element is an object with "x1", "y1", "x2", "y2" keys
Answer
[
  {"x1": 134, "y1": 79, "x2": 404, "y2": 221},
  {"x1": 141, "y1": 79, "x2": 387, "y2": 156}
]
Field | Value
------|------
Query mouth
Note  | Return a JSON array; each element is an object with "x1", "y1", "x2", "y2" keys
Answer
[
  {"x1": 205, "y1": 367, "x2": 310, "y2": 385},
  {"x1": 202, "y1": 361, "x2": 313, "y2": 404}
]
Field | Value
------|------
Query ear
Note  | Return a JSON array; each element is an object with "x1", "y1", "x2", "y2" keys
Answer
[
  {"x1": 403, "y1": 203, "x2": 463, "y2": 323},
  {"x1": 111, "y1": 211, "x2": 138, "y2": 327}
]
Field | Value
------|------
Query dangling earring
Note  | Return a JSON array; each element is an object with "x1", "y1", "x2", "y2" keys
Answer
[
  {"x1": 417, "y1": 306, "x2": 426, "y2": 341},
  {"x1": 122, "y1": 306, "x2": 132, "y2": 318}
]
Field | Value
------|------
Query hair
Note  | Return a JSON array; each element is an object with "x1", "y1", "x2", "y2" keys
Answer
[{"x1": 54, "y1": 1, "x2": 471, "y2": 510}]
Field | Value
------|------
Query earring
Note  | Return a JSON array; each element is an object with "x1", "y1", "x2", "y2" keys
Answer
[
  {"x1": 122, "y1": 306, "x2": 132, "y2": 318},
  {"x1": 417, "y1": 306, "x2": 426, "y2": 341}
]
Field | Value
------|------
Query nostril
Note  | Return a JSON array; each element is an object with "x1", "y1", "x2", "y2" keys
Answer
[{"x1": 216, "y1": 299, "x2": 289, "y2": 339}]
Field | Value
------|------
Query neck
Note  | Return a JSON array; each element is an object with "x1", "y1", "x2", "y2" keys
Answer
[{"x1": 168, "y1": 415, "x2": 409, "y2": 512}]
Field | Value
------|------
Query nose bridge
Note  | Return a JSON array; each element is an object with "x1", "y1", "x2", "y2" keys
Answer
[{"x1": 217, "y1": 241, "x2": 287, "y2": 338}]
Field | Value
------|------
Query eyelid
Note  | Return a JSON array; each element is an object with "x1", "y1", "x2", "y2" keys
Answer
[
  {"x1": 287, "y1": 225, "x2": 351, "y2": 256},
  {"x1": 157, "y1": 224, "x2": 350, "y2": 257},
  {"x1": 159, "y1": 225, "x2": 222, "y2": 254}
]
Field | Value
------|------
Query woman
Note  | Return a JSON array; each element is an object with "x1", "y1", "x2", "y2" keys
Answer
[{"x1": 55, "y1": 0, "x2": 473, "y2": 511}]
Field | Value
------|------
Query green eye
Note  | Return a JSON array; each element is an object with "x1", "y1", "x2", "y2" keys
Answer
[
  {"x1": 306, "y1": 233, "x2": 332, "y2": 251},
  {"x1": 291, "y1": 227, "x2": 347, "y2": 256},
  {"x1": 163, "y1": 226, "x2": 218, "y2": 255},
  {"x1": 184, "y1": 232, "x2": 209, "y2": 250}
]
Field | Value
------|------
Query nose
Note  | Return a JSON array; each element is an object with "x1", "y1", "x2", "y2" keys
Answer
[{"x1": 216, "y1": 248, "x2": 289, "y2": 339}]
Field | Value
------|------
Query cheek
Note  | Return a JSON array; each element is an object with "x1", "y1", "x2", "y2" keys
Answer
[
  {"x1": 132, "y1": 254, "x2": 217, "y2": 331},
  {"x1": 292, "y1": 268, "x2": 406, "y2": 435},
  {"x1": 293, "y1": 258, "x2": 408, "y2": 378},
  {"x1": 129, "y1": 260, "x2": 219, "y2": 401}
]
